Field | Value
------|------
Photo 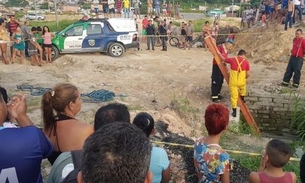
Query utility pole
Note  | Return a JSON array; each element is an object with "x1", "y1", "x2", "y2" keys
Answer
[
  {"x1": 231, "y1": 0, "x2": 234, "y2": 17},
  {"x1": 55, "y1": 0, "x2": 58, "y2": 28}
]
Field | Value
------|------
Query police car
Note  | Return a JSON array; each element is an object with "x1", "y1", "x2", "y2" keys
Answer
[{"x1": 47, "y1": 18, "x2": 138, "y2": 60}]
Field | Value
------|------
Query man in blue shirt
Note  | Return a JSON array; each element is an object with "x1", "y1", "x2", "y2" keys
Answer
[
  {"x1": 0, "y1": 92, "x2": 53, "y2": 183},
  {"x1": 155, "y1": 0, "x2": 161, "y2": 16}
]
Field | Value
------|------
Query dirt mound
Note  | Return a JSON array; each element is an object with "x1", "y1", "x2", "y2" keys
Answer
[{"x1": 234, "y1": 23, "x2": 295, "y2": 64}]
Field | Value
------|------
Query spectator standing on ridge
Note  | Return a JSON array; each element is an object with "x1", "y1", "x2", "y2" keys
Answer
[
  {"x1": 174, "y1": 2, "x2": 180, "y2": 19},
  {"x1": 284, "y1": 0, "x2": 294, "y2": 30},
  {"x1": 281, "y1": 29, "x2": 305, "y2": 88},
  {"x1": 93, "y1": 0, "x2": 99, "y2": 15},
  {"x1": 155, "y1": 0, "x2": 161, "y2": 16},
  {"x1": 147, "y1": 0, "x2": 153, "y2": 17},
  {"x1": 116, "y1": 0, "x2": 123, "y2": 17},
  {"x1": 108, "y1": 0, "x2": 115, "y2": 18},
  {"x1": 133, "y1": 0, "x2": 141, "y2": 19},
  {"x1": 249, "y1": 139, "x2": 297, "y2": 183},
  {"x1": 122, "y1": 0, "x2": 130, "y2": 18},
  {"x1": 293, "y1": 0, "x2": 302, "y2": 24},
  {"x1": 102, "y1": 0, "x2": 109, "y2": 18},
  {"x1": 194, "y1": 103, "x2": 231, "y2": 183}
]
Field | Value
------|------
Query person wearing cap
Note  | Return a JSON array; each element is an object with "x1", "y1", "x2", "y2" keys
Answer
[
  {"x1": 0, "y1": 91, "x2": 54, "y2": 182},
  {"x1": 211, "y1": 41, "x2": 233, "y2": 102},
  {"x1": 133, "y1": 112, "x2": 171, "y2": 183}
]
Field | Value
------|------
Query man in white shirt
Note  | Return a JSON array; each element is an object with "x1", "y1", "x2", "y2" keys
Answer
[
  {"x1": 293, "y1": 0, "x2": 302, "y2": 23},
  {"x1": 108, "y1": 0, "x2": 115, "y2": 18}
]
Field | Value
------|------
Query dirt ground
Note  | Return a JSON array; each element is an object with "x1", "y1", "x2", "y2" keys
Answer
[{"x1": 1, "y1": 17, "x2": 303, "y2": 182}]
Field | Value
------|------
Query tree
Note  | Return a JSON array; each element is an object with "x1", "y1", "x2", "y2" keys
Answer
[
  {"x1": 40, "y1": 2, "x2": 49, "y2": 9},
  {"x1": 4, "y1": 0, "x2": 28, "y2": 7}
]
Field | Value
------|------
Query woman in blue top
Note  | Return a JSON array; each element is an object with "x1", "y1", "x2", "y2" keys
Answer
[
  {"x1": 12, "y1": 27, "x2": 25, "y2": 64},
  {"x1": 133, "y1": 112, "x2": 171, "y2": 183}
]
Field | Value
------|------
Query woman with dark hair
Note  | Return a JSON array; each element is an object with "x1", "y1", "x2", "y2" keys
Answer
[
  {"x1": 194, "y1": 103, "x2": 231, "y2": 183},
  {"x1": 0, "y1": 19, "x2": 10, "y2": 64},
  {"x1": 42, "y1": 26, "x2": 52, "y2": 63},
  {"x1": 41, "y1": 83, "x2": 93, "y2": 165},
  {"x1": 133, "y1": 112, "x2": 171, "y2": 183}
]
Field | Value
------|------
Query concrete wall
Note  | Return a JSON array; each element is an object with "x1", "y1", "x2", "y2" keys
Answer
[{"x1": 245, "y1": 90, "x2": 304, "y2": 137}]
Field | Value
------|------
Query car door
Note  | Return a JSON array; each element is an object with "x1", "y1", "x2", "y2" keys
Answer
[
  {"x1": 61, "y1": 24, "x2": 85, "y2": 53},
  {"x1": 82, "y1": 22, "x2": 105, "y2": 51}
]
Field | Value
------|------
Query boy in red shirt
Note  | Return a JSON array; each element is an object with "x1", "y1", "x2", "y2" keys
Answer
[
  {"x1": 249, "y1": 139, "x2": 297, "y2": 183},
  {"x1": 261, "y1": 11, "x2": 268, "y2": 32}
]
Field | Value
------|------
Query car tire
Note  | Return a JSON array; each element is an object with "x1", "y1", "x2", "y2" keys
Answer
[
  {"x1": 51, "y1": 45, "x2": 59, "y2": 60},
  {"x1": 108, "y1": 43, "x2": 125, "y2": 57},
  {"x1": 38, "y1": 17, "x2": 41, "y2": 20},
  {"x1": 169, "y1": 37, "x2": 180, "y2": 47}
]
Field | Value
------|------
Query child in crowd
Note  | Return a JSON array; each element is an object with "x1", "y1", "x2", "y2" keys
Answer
[
  {"x1": 11, "y1": 27, "x2": 25, "y2": 64},
  {"x1": 261, "y1": 11, "x2": 268, "y2": 32},
  {"x1": 28, "y1": 27, "x2": 40, "y2": 66},
  {"x1": 227, "y1": 28, "x2": 235, "y2": 43},
  {"x1": 249, "y1": 139, "x2": 297, "y2": 183},
  {"x1": 34, "y1": 26, "x2": 44, "y2": 63}
]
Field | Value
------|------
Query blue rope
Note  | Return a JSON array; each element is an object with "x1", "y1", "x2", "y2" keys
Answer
[
  {"x1": 16, "y1": 84, "x2": 118, "y2": 103},
  {"x1": 81, "y1": 89, "x2": 115, "y2": 103},
  {"x1": 17, "y1": 85, "x2": 52, "y2": 96}
]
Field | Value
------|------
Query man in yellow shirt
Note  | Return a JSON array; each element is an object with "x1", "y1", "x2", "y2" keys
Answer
[{"x1": 122, "y1": 0, "x2": 130, "y2": 18}]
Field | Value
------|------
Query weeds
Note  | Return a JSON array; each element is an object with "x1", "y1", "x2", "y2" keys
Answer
[
  {"x1": 170, "y1": 95, "x2": 200, "y2": 128},
  {"x1": 291, "y1": 93, "x2": 305, "y2": 140}
]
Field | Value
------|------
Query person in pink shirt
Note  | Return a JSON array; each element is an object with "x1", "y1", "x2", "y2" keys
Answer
[{"x1": 42, "y1": 26, "x2": 52, "y2": 63}]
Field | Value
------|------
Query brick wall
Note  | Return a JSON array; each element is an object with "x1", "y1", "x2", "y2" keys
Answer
[{"x1": 246, "y1": 90, "x2": 304, "y2": 136}]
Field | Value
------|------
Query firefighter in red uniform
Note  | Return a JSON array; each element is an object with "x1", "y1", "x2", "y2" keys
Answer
[
  {"x1": 281, "y1": 28, "x2": 305, "y2": 88},
  {"x1": 211, "y1": 41, "x2": 233, "y2": 102}
]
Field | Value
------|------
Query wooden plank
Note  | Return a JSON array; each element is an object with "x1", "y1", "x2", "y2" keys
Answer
[{"x1": 204, "y1": 36, "x2": 261, "y2": 135}]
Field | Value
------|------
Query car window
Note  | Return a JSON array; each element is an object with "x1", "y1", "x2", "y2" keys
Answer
[
  {"x1": 87, "y1": 24, "x2": 103, "y2": 35},
  {"x1": 65, "y1": 25, "x2": 84, "y2": 36}
]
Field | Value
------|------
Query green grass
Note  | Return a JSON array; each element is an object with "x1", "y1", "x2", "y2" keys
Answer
[
  {"x1": 172, "y1": 18, "x2": 212, "y2": 32},
  {"x1": 29, "y1": 20, "x2": 78, "y2": 32}
]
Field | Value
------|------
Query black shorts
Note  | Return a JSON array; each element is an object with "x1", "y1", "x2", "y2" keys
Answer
[
  {"x1": 43, "y1": 44, "x2": 52, "y2": 48},
  {"x1": 109, "y1": 8, "x2": 115, "y2": 13},
  {"x1": 103, "y1": 5, "x2": 109, "y2": 13},
  {"x1": 186, "y1": 36, "x2": 193, "y2": 42}
]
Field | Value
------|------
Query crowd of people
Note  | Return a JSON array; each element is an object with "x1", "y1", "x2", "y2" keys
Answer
[
  {"x1": 0, "y1": 15, "x2": 54, "y2": 66},
  {"x1": 0, "y1": 84, "x2": 303, "y2": 183},
  {"x1": 241, "y1": 0, "x2": 305, "y2": 31},
  {"x1": 90, "y1": 0, "x2": 181, "y2": 20}
]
